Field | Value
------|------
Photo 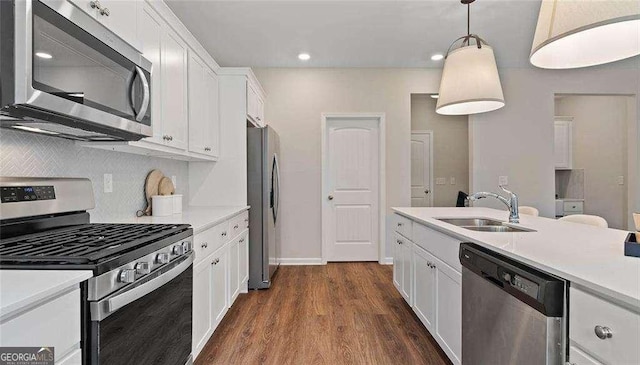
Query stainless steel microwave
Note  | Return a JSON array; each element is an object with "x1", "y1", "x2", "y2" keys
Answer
[{"x1": 0, "y1": 0, "x2": 152, "y2": 141}]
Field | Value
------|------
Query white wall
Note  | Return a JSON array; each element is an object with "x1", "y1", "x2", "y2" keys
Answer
[
  {"x1": 411, "y1": 94, "x2": 469, "y2": 207},
  {"x1": 469, "y1": 67, "x2": 640, "y2": 219},
  {"x1": 254, "y1": 66, "x2": 640, "y2": 261},
  {"x1": 555, "y1": 95, "x2": 636, "y2": 230}
]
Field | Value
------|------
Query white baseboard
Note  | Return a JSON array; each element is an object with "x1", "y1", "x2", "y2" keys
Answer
[
  {"x1": 279, "y1": 258, "x2": 324, "y2": 265},
  {"x1": 379, "y1": 257, "x2": 393, "y2": 265}
]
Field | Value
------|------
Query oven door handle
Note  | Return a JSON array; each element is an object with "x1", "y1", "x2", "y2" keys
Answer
[{"x1": 90, "y1": 252, "x2": 194, "y2": 321}]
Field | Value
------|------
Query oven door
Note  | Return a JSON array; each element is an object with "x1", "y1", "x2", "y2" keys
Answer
[
  {"x1": 88, "y1": 253, "x2": 193, "y2": 365},
  {"x1": 8, "y1": 0, "x2": 152, "y2": 139}
]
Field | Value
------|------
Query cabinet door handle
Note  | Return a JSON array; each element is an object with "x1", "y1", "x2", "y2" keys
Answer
[
  {"x1": 100, "y1": 7, "x2": 110, "y2": 16},
  {"x1": 397, "y1": 222, "x2": 403, "y2": 227},
  {"x1": 594, "y1": 325, "x2": 613, "y2": 340},
  {"x1": 234, "y1": 224, "x2": 239, "y2": 229},
  {"x1": 90, "y1": 0, "x2": 101, "y2": 9},
  {"x1": 239, "y1": 238, "x2": 245, "y2": 243},
  {"x1": 396, "y1": 239, "x2": 402, "y2": 245},
  {"x1": 169, "y1": 136, "x2": 173, "y2": 141}
]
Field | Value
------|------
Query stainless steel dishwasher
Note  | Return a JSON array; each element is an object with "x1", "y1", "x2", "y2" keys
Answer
[{"x1": 459, "y1": 243, "x2": 566, "y2": 365}]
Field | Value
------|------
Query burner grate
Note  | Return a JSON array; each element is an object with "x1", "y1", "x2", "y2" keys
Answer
[{"x1": 0, "y1": 223, "x2": 188, "y2": 264}]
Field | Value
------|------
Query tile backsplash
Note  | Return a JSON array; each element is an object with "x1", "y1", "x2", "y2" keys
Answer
[{"x1": 0, "y1": 129, "x2": 188, "y2": 221}]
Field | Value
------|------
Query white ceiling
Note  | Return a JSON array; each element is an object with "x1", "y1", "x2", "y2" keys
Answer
[{"x1": 165, "y1": 0, "x2": 545, "y2": 68}]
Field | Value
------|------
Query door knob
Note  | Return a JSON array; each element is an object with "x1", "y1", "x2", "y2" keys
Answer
[
  {"x1": 425, "y1": 189, "x2": 430, "y2": 194},
  {"x1": 328, "y1": 195, "x2": 334, "y2": 200}
]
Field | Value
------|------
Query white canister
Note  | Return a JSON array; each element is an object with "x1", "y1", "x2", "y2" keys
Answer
[
  {"x1": 173, "y1": 194, "x2": 183, "y2": 214},
  {"x1": 633, "y1": 212, "x2": 640, "y2": 232},
  {"x1": 152, "y1": 195, "x2": 173, "y2": 217}
]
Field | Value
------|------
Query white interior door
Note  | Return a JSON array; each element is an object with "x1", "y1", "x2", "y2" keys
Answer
[
  {"x1": 411, "y1": 132, "x2": 432, "y2": 207},
  {"x1": 324, "y1": 118, "x2": 379, "y2": 262}
]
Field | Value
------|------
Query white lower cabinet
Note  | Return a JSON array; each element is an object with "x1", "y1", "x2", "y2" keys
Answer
[
  {"x1": 211, "y1": 245, "x2": 228, "y2": 327},
  {"x1": 413, "y1": 245, "x2": 436, "y2": 331},
  {"x1": 192, "y1": 259, "x2": 213, "y2": 355},
  {"x1": 569, "y1": 286, "x2": 640, "y2": 365},
  {"x1": 394, "y1": 213, "x2": 461, "y2": 365},
  {"x1": 192, "y1": 211, "x2": 250, "y2": 360},
  {"x1": 433, "y1": 258, "x2": 461, "y2": 364},
  {"x1": 393, "y1": 233, "x2": 412, "y2": 303}
]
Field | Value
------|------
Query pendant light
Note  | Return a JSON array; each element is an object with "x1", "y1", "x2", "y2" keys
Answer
[
  {"x1": 530, "y1": 0, "x2": 640, "y2": 69},
  {"x1": 436, "y1": 0, "x2": 505, "y2": 115}
]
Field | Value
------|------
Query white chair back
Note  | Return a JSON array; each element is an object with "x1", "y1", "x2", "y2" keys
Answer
[
  {"x1": 559, "y1": 214, "x2": 608, "y2": 228},
  {"x1": 519, "y1": 206, "x2": 539, "y2": 217}
]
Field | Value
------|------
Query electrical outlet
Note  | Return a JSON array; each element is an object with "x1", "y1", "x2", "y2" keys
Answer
[
  {"x1": 104, "y1": 174, "x2": 113, "y2": 193},
  {"x1": 499, "y1": 176, "x2": 509, "y2": 186},
  {"x1": 617, "y1": 175, "x2": 625, "y2": 185},
  {"x1": 171, "y1": 175, "x2": 177, "y2": 189},
  {"x1": 450, "y1": 177, "x2": 456, "y2": 185},
  {"x1": 436, "y1": 178, "x2": 447, "y2": 185}
]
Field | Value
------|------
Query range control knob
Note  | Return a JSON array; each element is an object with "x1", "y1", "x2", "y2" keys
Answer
[
  {"x1": 135, "y1": 262, "x2": 151, "y2": 275},
  {"x1": 182, "y1": 241, "x2": 192, "y2": 252},
  {"x1": 156, "y1": 253, "x2": 170, "y2": 264},
  {"x1": 173, "y1": 245, "x2": 185, "y2": 256},
  {"x1": 119, "y1": 269, "x2": 136, "y2": 283}
]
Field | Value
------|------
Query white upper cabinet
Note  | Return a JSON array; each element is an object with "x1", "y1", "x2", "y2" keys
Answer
[
  {"x1": 247, "y1": 82, "x2": 265, "y2": 127},
  {"x1": 188, "y1": 51, "x2": 219, "y2": 158},
  {"x1": 137, "y1": 3, "x2": 164, "y2": 145},
  {"x1": 160, "y1": 27, "x2": 188, "y2": 150},
  {"x1": 68, "y1": 0, "x2": 141, "y2": 50},
  {"x1": 554, "y1": 117, "x2": 573, "y2": 170}
]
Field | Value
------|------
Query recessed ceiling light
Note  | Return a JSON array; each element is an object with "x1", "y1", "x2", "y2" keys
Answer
[
  {"x1": 12, "y1": 125, "x2": 59, "y2": 135},
  {"x1": 431, "y1": 54, "x2": 444, "y2": 61},
  {"x1": 298, "y1": 53, "x2": 311, "y2": 61},
  {"x1": 35, "y1": 52, "x2": 52, "y2": 59},
  {"x1": 431, "y1": 94, "x2": 439, "y2": 99}
]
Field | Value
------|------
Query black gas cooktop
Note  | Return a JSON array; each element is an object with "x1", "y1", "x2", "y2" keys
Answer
[{"x1": 0, "y1": 223, "x2": 192, "y2": 273}]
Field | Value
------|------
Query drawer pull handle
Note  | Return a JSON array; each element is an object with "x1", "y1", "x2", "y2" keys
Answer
[
  {"x1": 594, "y1": 325, "x2": 613, "y2": 340},
  {"x1": 234, "y1": 224, "x2": 239, "y2": 229},
  {"x1": 397, "y1": 222, "x2": 403, "y2": 227},
  {"x1": 396, "y1": 239, "x2": 402, "y2": 245}
]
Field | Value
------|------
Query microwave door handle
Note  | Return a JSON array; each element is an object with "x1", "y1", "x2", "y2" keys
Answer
[
  {"x1": 90, "y1": 252, "x2": 194, "y2": 321},
  {"x1": 133, "y1": 66, "x2": 150, "y2": 122}
]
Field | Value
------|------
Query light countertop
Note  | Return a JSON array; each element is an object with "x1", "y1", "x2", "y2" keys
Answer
[
  {"x1": 392, "y1": 207, "x2": 640, "y2": 310},
  {"x1": 97, "y1": 206, "x2": 250, "y2": 234},
  {"x1": 0, "y1": 270, "x2": 93, "y2": 320}
]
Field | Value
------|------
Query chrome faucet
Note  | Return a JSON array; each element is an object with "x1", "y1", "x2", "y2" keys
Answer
[{"x1": 467, "y1": 185, "x2": 520, "y2": 223}]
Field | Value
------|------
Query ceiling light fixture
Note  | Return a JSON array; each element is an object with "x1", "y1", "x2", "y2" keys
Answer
[
  {"x1": 436, "y1": 0, "x2": 505, "y2": 115},
  {"x1": 530, "y1": 0, "x2": 640, "y2": 69},
  {"x1": 35, "y1": 52, "x2": 52, "y2": 59},
  {"x1": 298, "y1": 53, "x2": 311, "y2": 61},
  {"x1": 431, "y1": 54, "x2": 444, "y2": 61}
]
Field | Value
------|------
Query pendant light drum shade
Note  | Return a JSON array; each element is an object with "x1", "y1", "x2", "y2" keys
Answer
[
  {"x1": 436, "y1": 45, "x2": 505, "y2": 115},
  {"x1": 530, "y1": 0, "x2": 640, "y2": 69}
]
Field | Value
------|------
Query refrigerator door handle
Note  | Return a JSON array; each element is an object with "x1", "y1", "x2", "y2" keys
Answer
[{"x1": 272, "y1": 153, "x2": 281, "y2": 223}]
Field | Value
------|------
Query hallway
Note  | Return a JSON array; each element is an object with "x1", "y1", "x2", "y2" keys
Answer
[{"x1": 195, "y1": 263, "x2": 451, "y2": 365}]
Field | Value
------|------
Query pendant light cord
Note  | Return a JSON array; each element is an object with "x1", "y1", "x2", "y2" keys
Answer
[{"x1": 467, "y1": 3, "x2": 471, "y2": 37}]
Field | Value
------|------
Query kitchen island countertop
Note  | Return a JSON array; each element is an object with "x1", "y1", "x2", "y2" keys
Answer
[{"x1": 393, "y1": 207, "x2": 640, "y2": 310}]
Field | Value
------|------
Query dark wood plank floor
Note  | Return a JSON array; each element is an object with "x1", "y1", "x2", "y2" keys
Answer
[{"x1": 195, "y1": 263, "x2": 451, "y2": 365}]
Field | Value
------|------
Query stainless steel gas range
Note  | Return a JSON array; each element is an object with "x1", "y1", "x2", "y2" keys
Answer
[{"x1": 0, "y1": 177, "x2": 194, "y2": 365}]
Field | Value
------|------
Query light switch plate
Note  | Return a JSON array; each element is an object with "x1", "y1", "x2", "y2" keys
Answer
[
  {"x1": 436, "y1": 178, "x2": 447, "y2": 185},
  {"x1": 104, "y1": 173, "x2": 113, "y2": 193},
  {"x1": 171, "y1": 175, "x2": 177, "y2": 189},
  {"x1": 450, "y1": 177, "x2": 456, "y2": 185},
  {"x1": 617, "y1": 175, "x2": 625, "y2": 185},
  {"x1": 499, "y1": 176, "x2": 509, "y2": 186}
]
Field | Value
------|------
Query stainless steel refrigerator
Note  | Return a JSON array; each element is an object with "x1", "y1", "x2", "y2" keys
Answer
[{"x1": 247, "y1": 126, "x2": 280, "y2": 289}]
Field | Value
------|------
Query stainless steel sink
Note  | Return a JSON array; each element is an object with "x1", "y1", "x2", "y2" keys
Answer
[
  {"x1": 462, "y1": 226, "x2": 534, "y2": 233},
  {"x1": 436, "y1": 217, "x2": 535, "y2": 233},
  {"x1": 437, "y1": 218, "x2": 504, "y2": 227}
]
